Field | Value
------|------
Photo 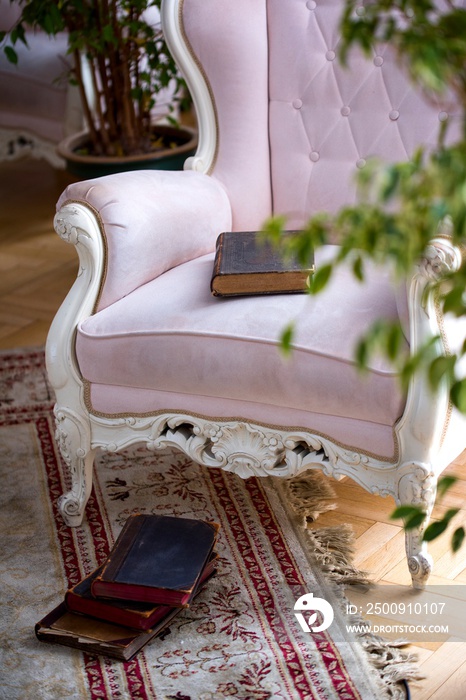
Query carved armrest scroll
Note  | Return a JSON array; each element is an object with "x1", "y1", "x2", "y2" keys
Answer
[{"x1": 418, "y1": 235, "x2": 463, "y2": 282}]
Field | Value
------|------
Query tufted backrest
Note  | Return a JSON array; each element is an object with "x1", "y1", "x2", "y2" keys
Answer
[
  {"x1": 180, "y1": 0, "x2": 272, "y2": 231},
  {"x1": 179, "y1": 0, "x2": 461, "y2": 230},
  {"x1": 267, "y1": 0, "x2": 461, "y2": 227}
]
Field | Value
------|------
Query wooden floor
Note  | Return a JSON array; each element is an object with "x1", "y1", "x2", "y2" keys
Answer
[{"x1": 1, "y1": 158, "x2": 465, "y2": 699}]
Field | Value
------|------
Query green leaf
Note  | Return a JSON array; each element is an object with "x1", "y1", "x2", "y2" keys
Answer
[
  {"x1": 428, "y1": 355, "x2": 456, "y2": 391},
  {"x1": 436, "y1": 475, "x2": 458, "y2": 499},
  {"x1": 102, "y1": 25, "x2": 116, "y2": 44},
  {"x1": 4, "y1": 46, "x2": 18, "y2": 64},
  {"x1": 262, "y1": 216, "x2": 287, "y2": 244},
  {"x1": 391, "y1": 505, "x2": 425, "y2": 520},
  {"x1": 280, "y1": 323, "x2": 294, "y2": 357},
  {"x1": 386, "y1": 323, "x2": 403, "y2": 361},
  {"x1": 423, "y1": 508, "x2": 459, "y2": 541},
  {"x1": 309, "y1": 263, "x2": 333, "y2": 295},
  {"x1": 451, "y1": 379, "x2": 466, "y2": 414},
  {"x1": 355, "y1": 338, "x2": 369, "y2": 370},
  {"x1": 423, "y1": 519, "x2": 447, "y2": 541},
  {"x1": 443, "y1": 286, "x2": 464, "y2": 315},
  {"x1": 452, "y1": 527, "x2": 465, "y2": 552},
  {"x1": 352, "y1": 255, "x2": 364, "y2": 282},
  {"x1": 405, "y1": 511, "x2": 429, "y2": 530}
]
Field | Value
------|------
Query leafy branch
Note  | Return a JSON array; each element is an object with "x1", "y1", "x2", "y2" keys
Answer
[{"x1": 266, "y1": 0, "x2": 466, "y2": 551}]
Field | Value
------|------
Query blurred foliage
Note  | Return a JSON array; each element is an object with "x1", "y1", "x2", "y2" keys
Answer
[{"x1": 266, "y1": 0, "x2": 466, "y2": 550}]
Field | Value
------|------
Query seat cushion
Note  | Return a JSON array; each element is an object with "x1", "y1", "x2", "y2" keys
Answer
[{"x1": 77, "y1": 246, "x2": 407, "y2": 459}]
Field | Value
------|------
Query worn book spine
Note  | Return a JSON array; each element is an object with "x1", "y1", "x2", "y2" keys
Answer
[
  {"x1": 91, "y1": 514, "x2": 220, "y2": 606},
  {"x1": 66, "y1": 553, "x2": 219, "y2": 630}
]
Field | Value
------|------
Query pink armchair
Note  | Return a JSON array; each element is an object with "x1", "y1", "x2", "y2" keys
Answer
[{"x1": 46, "y1": 0, "x2": 466, "y2": 588}]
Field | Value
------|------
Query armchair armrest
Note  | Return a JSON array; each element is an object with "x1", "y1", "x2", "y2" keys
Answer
[
  {"x1": 395, "y1": 234, "x2": 464, "y2": 465},
  {"x1": 395, "y1": 235, "x2": 463, "y2": 340},
  {"x1": 56, "y1": 169, "x2": 232, "y2": 311}
]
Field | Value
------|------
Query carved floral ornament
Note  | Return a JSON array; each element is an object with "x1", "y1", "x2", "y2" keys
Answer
[
  {"x1": 90, "y1": 413, "x2": 398, "y2": 484},
  {"x1": 419, "y1": 236, "x2": 463, "y2": 281}
]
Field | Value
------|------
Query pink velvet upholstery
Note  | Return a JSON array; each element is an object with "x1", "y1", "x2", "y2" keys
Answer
[
  {"x1": 58, "y1": 169, "x2": 232, "y2": 310},
  {"x1": 181, "y1": 0, "x2": 272, "y2": 231},
  {"x1": 267, "y1": 0, "x2": 460, "y2": 225},
  {"x1": 54, "y1": 0, "x2": 462, "y2": 458},
  {"x1": 55, "y1": 0, "x2": 458, "y2": 462},
  {"x1": 77, "y1": 246, "x2": 406, "y2": 458},
  {"x1": 46, "y1": 0, "x2": 466, "y2": 588},
  {"x1": 180, "y1": 0, "x2": 460, "y2": 229}
]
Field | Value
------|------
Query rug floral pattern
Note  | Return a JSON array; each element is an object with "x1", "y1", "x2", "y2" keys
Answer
[{"x1": 0, "y1": 349, "x2": 401, "y2": 700}]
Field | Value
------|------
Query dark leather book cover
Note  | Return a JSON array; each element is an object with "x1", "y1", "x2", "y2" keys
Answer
[
  {"x1": 91, "y1": 514, "x2": 220, "y2": 607},
  {"x1": 211, "y1": 230, "x2": 314, "y2": 297},
  {"x1": 65, "y1": 552, "x2": 219, "y2": 630},
  {"x1": 35, "y1": 601, "x2": 179, "y2": 662}
]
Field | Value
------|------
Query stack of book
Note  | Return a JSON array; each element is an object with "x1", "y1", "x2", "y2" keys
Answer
[{"x1": 35, "y1": 514, "x2": 220, "y2": 661}]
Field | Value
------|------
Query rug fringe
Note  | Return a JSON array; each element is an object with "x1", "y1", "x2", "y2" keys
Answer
[
  {"x1": 307, "y1": 524, "x2": 371, "y2": 587},
  {"x1": 283, "y1": 471, "x2": 425, "y2": 699},
  {"x1": 285, "y1": 472, "x2": 337, "y2": 525}
]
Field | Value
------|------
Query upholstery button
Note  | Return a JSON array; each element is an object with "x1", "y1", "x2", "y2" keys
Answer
[
  {"x1": 341, "y1": 105, "x2": 351, "y2": 117},
  {"x1": 292, "y1": 99, "x2": 303, "y2": 109},
  {"x1": 439, "y1": 111, "x2": 449, "y2": 122},
  {"x1": 326, "y1": 50, "x2": 336, "y2": 61},
  {"x1": 356, "y1": 158, "x2": 366, "y2": 169},
  {"x1": 310, "y1": 151, "x2": 320, "y2": 162},
  {"x1": 389, "y1": 109, "x2": 400, "y2": 120},
  {"x1": 307, "y1": 0, "x2": 317, "y2": 9},
  {"x1": 374, "y1": 56, "x2": 384, "y2": 67}
]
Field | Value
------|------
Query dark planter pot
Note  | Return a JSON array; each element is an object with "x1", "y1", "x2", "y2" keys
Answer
[{"x1": 57, "y1": 125, "x2": 198, "y2": 178}]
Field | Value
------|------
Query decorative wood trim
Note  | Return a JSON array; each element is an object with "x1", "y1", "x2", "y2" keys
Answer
[{"x1": 161, "y1": 0, "x2": 219, "y2": 174}]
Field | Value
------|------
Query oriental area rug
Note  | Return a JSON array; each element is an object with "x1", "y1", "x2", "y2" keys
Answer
[{"x1": 0, "y1": 348, "x2": 419, "y2": 700}]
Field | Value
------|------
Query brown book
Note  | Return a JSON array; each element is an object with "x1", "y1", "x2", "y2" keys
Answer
[
  {"x1": 35, "y1": 601, "x2": 180, "y2": 661},
  {"x1": 65, "y1": 552, "x2": 219, "y2": 630},
  {"x1": 91, "y1": 514, "x2": 220, "y2": 607},
  {"x1": 210, "y1": 230, "x2": 314, "y2": 297}
]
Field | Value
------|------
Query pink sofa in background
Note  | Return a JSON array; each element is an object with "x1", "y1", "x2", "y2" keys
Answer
[{"x1": 0, "y1": 0, "x2": 83, "y2": 167}]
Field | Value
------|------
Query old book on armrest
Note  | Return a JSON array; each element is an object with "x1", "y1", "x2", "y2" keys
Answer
[
  {"x1": 91, "y1": 514, "x2": 220, "y2": 607},
  {"x1": 66, "y1": 551, "x2": 219, "y2": 630},
  {"x1": 211, "y1": 230, "x2": 314, "y2": 297}
]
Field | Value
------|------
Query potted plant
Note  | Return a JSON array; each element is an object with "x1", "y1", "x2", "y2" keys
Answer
[{"x1": 1, "y1": 0, "x2": 196, "y2": 176}]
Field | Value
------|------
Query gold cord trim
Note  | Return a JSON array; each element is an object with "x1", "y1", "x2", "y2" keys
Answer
[
  {"x1": 82, "y1": 378, "x2": 399, "y2": 464},
  {"x1": 434, "y1": 291, "x2": 453, "y2": 447}
]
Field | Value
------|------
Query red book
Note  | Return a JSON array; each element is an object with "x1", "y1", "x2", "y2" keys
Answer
[
  {"x1": 91, "y1": 514, "x2": 220, "y2": 607},
  {"x1": 66, "y1": 552, "x2": 218, "y2": 630}
]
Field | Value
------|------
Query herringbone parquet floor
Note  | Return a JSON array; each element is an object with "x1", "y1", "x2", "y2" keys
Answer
[{"x1": 1, "y1": 157, "x2": 465, "y2": 699}]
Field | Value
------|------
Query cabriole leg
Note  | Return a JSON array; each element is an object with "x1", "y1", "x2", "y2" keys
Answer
[
  {"x1": 54, "y1": 406, "x2": 95, "y2": 527},
  {"x1": 397, "y1": 465, "x2": 437, "y2": 589}
]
